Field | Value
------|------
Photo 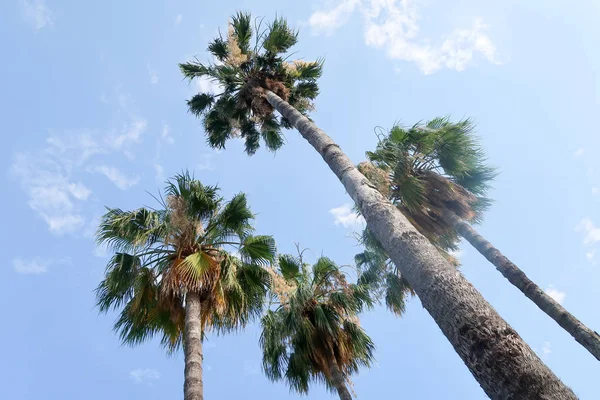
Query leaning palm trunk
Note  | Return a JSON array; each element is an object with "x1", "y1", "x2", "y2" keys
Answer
[
  {"x1": 184, "y1": 292, "x2": 204, "y2": 400},
  {"x1": 265, "y1": 90, "x2": 576, "y2": 399},
  {"x1": 442, "y1": 209, "x2": 600, "y2": 361},
  {"x1": 328, "y1": 359, "x2": 353, "y2": 400}
]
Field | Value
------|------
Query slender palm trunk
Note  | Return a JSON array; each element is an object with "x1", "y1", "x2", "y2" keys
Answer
[
  {"x1": 328, "y1": 359, "x2": 353, "y2": 400},
  {"x1": 265, "y1": 90, "x2": 576, "y2": 399},
  {"x1": 184, "y1": 292, "x2": 204, "y2": 400},
  {"x1": 442, "y1": 209, "x2": 600, "y2": 360}
]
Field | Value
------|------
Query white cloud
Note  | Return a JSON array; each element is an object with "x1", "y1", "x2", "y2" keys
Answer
[
  {"x1": 107, "y1": 117, "x2": 147, "y2": 153},
  {"x1": 175, "y1": 14, "x2": 182, "y2": 25},
  {"x1": 22, "y1": 0, "x2": 53, "y2": 30},
  {"x1": 161, "y1": 123, "x2": 174, "y2": 144},
  {"x1": 147, "y1": 65, "x2": 159, "y2": 85},
  {"x1": 92, "y1": 165, "x2": 139, "y2": 190},
  {"x1": 129, "y1": 368, "x2": 160, "y2": 384},
  {"x1": 574, "y1": 148, "x2": 585, "y2": 157},
  {"x1": 577, "y1": 217, "x2": 600, "y2": 245},
  {"x1": 448, "y1": 248, "x2": 463, "y2": 259},
  {"x1": 586, "y1": 249, "x2": 596, "y2": 265},
  {"x1": 67, "y1": 182, "x2": 92, "y2": 200},
  {"x1": 592, "y1": 187, "x2": 599, "y2": 196},
  {"x1": 309, "y1": 0, "x2": 498, "y2": 74},
  {"x1": 196, "y1": 77, "x2": 224, "y2": 95},
  {"x1": 309, "y1": 0, "x2": 360, "y2": 35},
  {"x1": 12, "y1": 257, "x2": 49, "y2": 274},
  {"x1": 154, "y1": 163, "x2": 166, "y2": 183},
  {"x1": 542, "y1": 341, "x2": 552, "y2": 356},
  {"x1": 11, "y1": 88, "x2": 147, "y2": 235},
  {"x1": 10, "y1": 152, "x2": 88, "y2": 235},
  {"x1": 544, "y1": 285, "x2": 566, "y2": 305},
  {"x1": 330, "y1": 203, "x2": 366, "y2": 230},
  {"x1": 197, "y1": 154, "x2": 214, "y2": 171}
]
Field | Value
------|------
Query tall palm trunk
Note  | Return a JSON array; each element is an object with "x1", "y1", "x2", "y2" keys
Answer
[
  {"x1": 328, "y1": 358, "x2": 353, "y2": 400},
  {"x1": 184, "y1": 291, "x2": 204, "y2": 400},
  {"x1": 442, "y1": 209, "x2": 600, "y2": 360},
  {"x1": 265, "y1": 90, "x2": 576, "y2": 399}
]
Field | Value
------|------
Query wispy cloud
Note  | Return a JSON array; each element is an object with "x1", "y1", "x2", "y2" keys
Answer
[
  {"x1": 161, "y1": 124, "x2": 174, "y2": 144},
  {"x1": 308, "y1": 0, "x2": 498, "y2": 74},
  {"x1": 544, "y1": 285, "x2": 566, "y2": 305},
  {"x1": 196, "y1": 154, "x2": 215, "y2": 171},
  {"x1": 309, "y1": 0, "x2": 359, "y2": 35},
  {"x1": 154, "y1": 163, "x2": 166, "y2": 184},
  {"x1": 542, "y1": 341, "x2": 552, "y2": 356},
  {"x1": 574, "y1": 148, "x2": 585, "y2": 157},
  {"x1": 12, "y1": 256, "x2": 70, "y2": 274},
  {"x1": 10, "y1": 149, "x2": 91, "y2": 235},
  {"x1": 22, "y1": 0, "x2": 54, "y2": 30},
  {"x1": 92, "y1": 165, "x2": 139, "y2": 190},
  {"x1": 147, "y1": 65, "x2": 159, "y2": 85},
  {"x1": 129, "y1": 368, "x2": 160, "y2": 384},
  {"x1": 586, "y1": 249, "x2": 596, "y2": 265},
  {"x1": 448, "y1": 248, "x2": 464, "y2": 259},
  {"x1": 106, "y1": 117, "x2": 147, "y2": 156},
  {"x1": 12, "y1": 257, "x2": 49, "y2": 274},
  {"x1": 10, "y1": 88, "x2": 147, "y2": 235},
  {"x1": 175, "y1": 14, "x2": 182, "y2": 26},
  {"x1": 330, "y1": 203, "x2": 365, "y2": 230},
  {"x1": 195, "y1": 77, "x2": 224, "y2": 95},
  {"x1": 576, "y1": 217, "x2": 600, "y2": 245}
]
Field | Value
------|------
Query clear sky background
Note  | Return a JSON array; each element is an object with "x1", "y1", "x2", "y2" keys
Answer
[{"x1": 1, "y1": 0, "x2": 599, "y2": 398}]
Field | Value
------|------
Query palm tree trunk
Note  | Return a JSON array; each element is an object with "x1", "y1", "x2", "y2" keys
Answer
[
  {"x1": 184, "y1": 291, "x2": 204, "y2": 400},
  {"x1": 265, "y1": 90, "x2": 576, "y2": 399},
  {"x1": 442, "y1": 209, "x2": 600, "y2": 360},
  {"x1": 328, "y1": 358, "x2": 353, "y2": 400}
]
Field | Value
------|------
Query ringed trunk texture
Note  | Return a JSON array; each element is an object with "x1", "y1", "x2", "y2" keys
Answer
[
  {"x1": 328, "y1": 359, "x2": 353, "y2": 400},
  {"x1": 265, "y1": 90, "x2": 577, "y2": 399},
  {"x1": 443, "y1": 209, "x2": 600, "y2": 361},
  {"x1": 184, "y1": 292, "x2": 204, "y2": 400}
]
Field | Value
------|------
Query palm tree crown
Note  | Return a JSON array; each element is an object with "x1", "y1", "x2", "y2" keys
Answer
[
  {"x1": 355, "y1": 118, "x2": 496, "y2": 314},
  {"x1": 95, "y1": 171, "x2": 275, "y2": 351},
  {"x1": 180, "y1": 12, "x2": 323, "y2": 155},
  {"x1": 260, "y1": 253, "x2": 374, "y2": 395}
]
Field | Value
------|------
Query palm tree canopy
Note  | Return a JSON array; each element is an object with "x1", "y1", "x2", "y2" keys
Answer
[
  {"x1": 180, "y1": 12, "x2": 323, "y2": 155},
  {"x1": 95, "y1": 171, "x2": 276, "y2": 352},
  {"x1": 260, "y1": 253, "x2": 375, "y2": 394},
  {"x1": 362, "y1": 117, "x2": 496, "y2": 233},
  {"x1": 355, "y1": 118, "x2": 496, "y2": 314}
]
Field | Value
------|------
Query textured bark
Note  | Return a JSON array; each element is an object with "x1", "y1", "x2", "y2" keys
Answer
[
  {"x1": 265, "y1": 90, "x2": 577, "y2": 399},
  {"x1": 443, "y1": 209, "x2": 600, "y2": 361},
  {"x1": 328, "y1": 359, "x2": 353, "y2": 400},
  {"x1": 184, "y1": 292, "x2": 204, "y2": 400}
]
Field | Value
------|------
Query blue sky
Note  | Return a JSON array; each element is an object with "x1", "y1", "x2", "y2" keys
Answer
[{"x1": 1, "y1": 0, "x2": 599, "y2": 398}]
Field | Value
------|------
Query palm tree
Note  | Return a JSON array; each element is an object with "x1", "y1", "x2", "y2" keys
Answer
[
  {"x1": 261, "y1": 253, "x2": 374, "y2": 400},
  {"x1": 96, "y1": 172, "x2": 275, "y2": 400},
  {"x1": 179, "y1": 13, "x2": 576, "y2": 398},
  {"x1": 358, "y1": 117, "x2": 600, "y2": 361}
]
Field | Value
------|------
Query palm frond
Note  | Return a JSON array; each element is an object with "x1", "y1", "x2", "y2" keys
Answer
[{"x1": 263, "y1": 17, "x2": 298, "y2": 54}]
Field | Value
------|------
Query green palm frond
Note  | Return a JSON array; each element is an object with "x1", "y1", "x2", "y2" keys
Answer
[
  {"x1": 240, "y1": 235, "x2": 277, "y2": 266},
  {"x1": 262, "y1": 17, "x2": 298, "y2": 53},
  {"x1": 96, "y1": 171, "x2": 274, "y2": 353},
  {"x1": 207, "y1": 36, "x2": 228, "y2": 61},
  {"x1": 187, "y1": 93, "x2": 215, "y2": 116},
  {"x1": 96, "y1": 208, "x2": 167, "y2": 253},
  {"x1": 261, "y1": 253, "x2": 374, "y2": 395},
  {"x1": 182, "y1": 13, "x2": 322, "y2": 155},
  {"x1": 354, "y1": 117, "x2": 496, "y2": 318}
]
